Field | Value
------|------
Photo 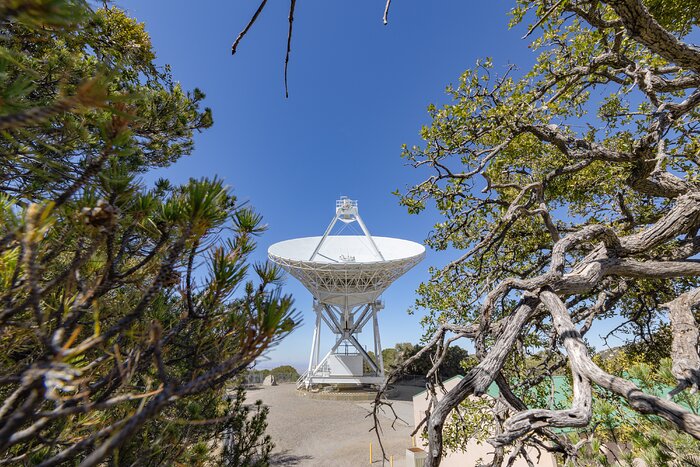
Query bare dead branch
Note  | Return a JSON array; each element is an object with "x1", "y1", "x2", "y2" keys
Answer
[
  {"x1": 284, "y1": 0, "x2": 297, "y2": 99},
  {"x1": 383, "y1": 0, "x2": 392, "y2": 25},
  {"x1": 231, "y1": 0, "x2": 269, "y2": 55}
]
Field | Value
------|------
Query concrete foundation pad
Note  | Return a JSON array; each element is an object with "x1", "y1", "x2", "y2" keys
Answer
[
  {"x1": 296, "y1": 384, "x2": 402, "y2": 401},
  {"x1": 297, "y1": 386, "x2": 391, "y2": 401}
]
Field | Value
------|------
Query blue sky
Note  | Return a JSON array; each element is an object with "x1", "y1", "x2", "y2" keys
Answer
[{"x1": 115, "y1": 0, "x2": 553, "y2": 370}]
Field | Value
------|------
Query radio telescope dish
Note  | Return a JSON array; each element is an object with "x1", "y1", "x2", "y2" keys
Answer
[
  {"x1": 268, "y1": 197, "x2": 425, "y2": 389},
  {"x1": 268, "y1": 236, "x2": 424, "y2": 307}
]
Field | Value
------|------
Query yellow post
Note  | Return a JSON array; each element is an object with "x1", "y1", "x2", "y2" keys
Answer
[
  {"x1": 369, "y1": 442, "x2": 372, "y2": 464},
  {"x1": 390, "y1": 455, "x2": 394, "y2": 467},
  {"x1": 412, "y1": 435, "x2": 416, "y2": 447}
]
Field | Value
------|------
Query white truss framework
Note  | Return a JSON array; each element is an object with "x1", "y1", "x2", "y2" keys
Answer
[{"x1": 267, "y1": 198, "x2": 425, "y2": 388}]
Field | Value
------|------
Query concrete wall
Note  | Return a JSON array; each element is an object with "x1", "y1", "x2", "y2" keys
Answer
[
  {"x1": 411, "y1": 377, "x2": 558, "y2": 467},
  {"x1": 327, "y1": 354, "x2": 364, "y2": 376}
]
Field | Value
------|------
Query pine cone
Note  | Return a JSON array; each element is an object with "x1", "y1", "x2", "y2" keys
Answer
[
  {"x1": 161, "y1": 268, "x2": 181, "y2": 288},
  {"x1": 80, "y1": 199, "x2": 117, "y2": 232}
]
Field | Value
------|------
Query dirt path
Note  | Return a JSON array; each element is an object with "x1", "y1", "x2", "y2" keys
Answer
[{"x1": 250, "y1": 384, "x2": 416, "y2": 466}]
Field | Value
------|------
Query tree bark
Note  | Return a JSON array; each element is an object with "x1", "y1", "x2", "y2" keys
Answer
[
  {"x1": 663, "y1": 288, "x2": 700, "y2": 394},
  {"x1": 541, "y1": 289, "x2": 700, "y2": 440},
  {"x1": 425, "y1": 298, "x2": 538, "y2": 467},
  {"x1": 605, "y1": 0, "x2": 700, "y2": 74}
]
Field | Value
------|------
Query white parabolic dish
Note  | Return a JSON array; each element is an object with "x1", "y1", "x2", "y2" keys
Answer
[{"x1": 268, "y1": 235, "x2": 425, "y2": 307}]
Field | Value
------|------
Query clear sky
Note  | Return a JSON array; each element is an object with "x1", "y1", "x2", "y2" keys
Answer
[{"x1": 115, "y1": 0, "x2": 541, "y2": 370}]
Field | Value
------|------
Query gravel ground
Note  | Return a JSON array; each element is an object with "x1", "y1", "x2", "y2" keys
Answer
[{"x1": 250, "y1": 384, "x2": 419, "y2": 466}]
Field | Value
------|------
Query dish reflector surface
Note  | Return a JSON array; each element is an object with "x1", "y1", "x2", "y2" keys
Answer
[{"x1": 268, "y1": 235, "x2": 425, "y2": 307}]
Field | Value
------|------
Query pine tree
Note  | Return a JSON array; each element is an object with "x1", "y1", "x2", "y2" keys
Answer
[{"x1": 0, "y1": 2, "x2": 296, "y2": 465}]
